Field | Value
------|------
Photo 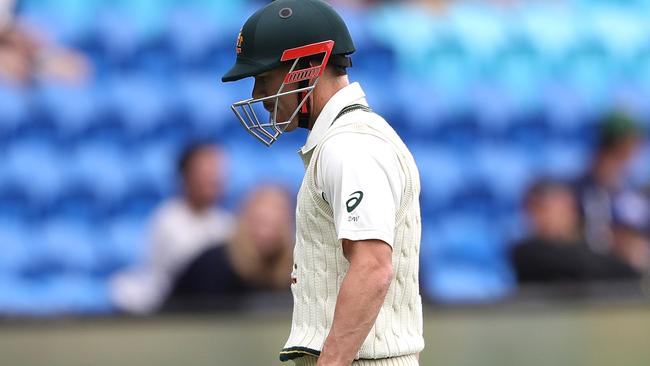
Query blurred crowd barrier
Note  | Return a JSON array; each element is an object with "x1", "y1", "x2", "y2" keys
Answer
[{"x1": 0, "y1": 0, "x2": 649, "y2": 316}]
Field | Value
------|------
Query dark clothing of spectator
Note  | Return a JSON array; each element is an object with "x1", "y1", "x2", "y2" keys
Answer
[
  {"x1": 169, "y1": 244, "x2": 255, "y2": 299},
  {"x1": 573, "y1": 174, "x2": 619, "y2": 253},
  {"x1": 511, "y1": 238, "x2": 639, "y2": 283}
]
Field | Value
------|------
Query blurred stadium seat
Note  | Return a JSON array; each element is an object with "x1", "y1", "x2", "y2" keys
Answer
[
  {"x1": 4, "y1": 140, "x2": 69, "y2": 211},
  {"x1": 70, "y1": 142, "x2": 131, "y2": 212},
  {"x1": 37, "y1": 218, "x2": 100, "y2": 273},
  {"x1": 0, "y1": 85, "x2": 29, "y2": 138},
  {"x1": 177, "y1": 73, "x2": 233, "y2": 136},
  {"x1": 34, "y1": 82, "x2": 103, "y2": 139},
  {"x1": 420, "y1": 215, "x2": 514, "y2": 303},
  {"x1": 103, "y1": 216, "x2": 148, "y2": 269},
  {"x1": 1, "y1": 0, "x2": 649, "y2": 315},
  {"x1": 0, "y1": 221, "x2": 35, "y2": 274}
]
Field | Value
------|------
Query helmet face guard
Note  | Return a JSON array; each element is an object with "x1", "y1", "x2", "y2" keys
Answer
[{"x1": 230, "y1": 40, "x2": 335, "y2": 147}]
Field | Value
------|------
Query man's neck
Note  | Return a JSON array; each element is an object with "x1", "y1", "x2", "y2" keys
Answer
[
  {"x1": 185, "y1": 197, "x2": 210, "y2": 214},
  {"x1": 307, "y1": 75, "x2": 350, "y2": 130}
]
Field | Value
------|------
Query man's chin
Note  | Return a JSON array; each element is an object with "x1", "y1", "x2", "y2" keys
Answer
[
  {"x1": 283, "y1": 124, "x2": 297, "y2": 132},
  {"x1": 281, "y1": 119, "x2": 299, "y2": 132}
]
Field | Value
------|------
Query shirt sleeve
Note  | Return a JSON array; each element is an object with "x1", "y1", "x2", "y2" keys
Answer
[{"x1": 317, "y1": 132, "x2": 404, "y2": 248}]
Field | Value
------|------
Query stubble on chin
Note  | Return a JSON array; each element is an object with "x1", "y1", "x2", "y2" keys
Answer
[{"x1": 283, "y1": 119, "x2": 299, "y2": 132}]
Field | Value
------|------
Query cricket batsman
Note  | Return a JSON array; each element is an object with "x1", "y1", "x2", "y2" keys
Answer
[{"x1": 221, "y1": 0, "x2": 424, "y2": 365}]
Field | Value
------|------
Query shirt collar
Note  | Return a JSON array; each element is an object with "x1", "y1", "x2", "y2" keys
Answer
[{"x1": 300, "y1": 82, "x2": 368, "y2": 155}]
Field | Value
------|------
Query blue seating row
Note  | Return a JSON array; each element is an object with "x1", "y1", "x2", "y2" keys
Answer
[{"x1": 1, "y1": 0, "x2": 649, "y2": 313}]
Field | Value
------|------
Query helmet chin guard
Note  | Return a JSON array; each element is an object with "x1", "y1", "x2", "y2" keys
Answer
[{"x1": 230, "y1": 40, "x2": 335, "y2": 147}]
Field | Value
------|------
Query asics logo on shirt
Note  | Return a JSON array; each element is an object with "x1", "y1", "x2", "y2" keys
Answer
[{"x1": 346, "y1": 191, "x2": 364, "y2": 213}]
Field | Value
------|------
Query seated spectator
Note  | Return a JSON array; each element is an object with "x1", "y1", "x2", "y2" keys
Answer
[
  {"x1": 166, "y1": 185, "x2": 294, "y2": 309},
  {"x1": 0, "y1": 0, "x2": 91, "y2": 85},
  {"x1": 574, "y1": 112, "x2": 645, "y2": 254},
  {"x1": 510, "y1": 179, "x2": 639, "y2": 284},
  {"x1": 110, "y1": 143, "x2": 234, "y2": 314}
]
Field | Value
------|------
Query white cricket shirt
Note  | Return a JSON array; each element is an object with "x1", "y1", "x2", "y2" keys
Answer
[
  {"x1": 300, "y1": 82, "x2": 406, "y2": 248},
  {"x1": 282, "y1": 81, "x2": 424, "y2": 361}
]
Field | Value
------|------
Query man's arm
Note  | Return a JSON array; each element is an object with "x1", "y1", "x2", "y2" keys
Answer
[{"x1": 316, "y1": 239, "x2": 393, "y2": 366}]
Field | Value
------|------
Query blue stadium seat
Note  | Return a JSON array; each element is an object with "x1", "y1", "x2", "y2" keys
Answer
[
  {"x1": 5, "y1": 141, "x2": 69, "y2": 207},
  {"x1": 366, "y1": 4, "x2": 438, "y2": 75},
  {"x1": 256, "y1": 145, "x2": 304, "y2": 194},
  {"x1": 410, "y1": 145, "x2": 467, "y2": 211},
  {"x1": 177, "y1": 74, "x2": 232, "y2": 136},
  {"x1": 336, "y1": 5, "x2": 372, "y2": 50},
  {"x1": 37, "y1": 219, "x2": 99, "y2": 272},
  {"x1": 421, "y1": 265, "x2": 514, "y2": 304},
  {"x1": 469, "y1": 84, "x2": 519, "y2": 135},
  {"x1": 119, "y1": 182, "x2": 166, "y2": 222},
  {"x1": 222, "y1": 143, "x2": 267, "y2": 208},
  {"x1": 505, "y1": 111, "x2": 553, "y2": 149},
  {"x1": 515, "y1": 3, "x2": 582, "y2": 62},
  {"x1": 0, "y1": 274, "x2": 111, "y2": 316},
  {"x1": 563, "y1": 48, "x2": 616, "y2": 114},
  {"x1": 0, "y1": 222, "x2": 34, "y2": 274},
  {"x1": 176, "y1": 0, "x2": 249, "y2": 26},
  {"x1": 490, "y1": 50, "x2": 546, "y2": 118},
  {"x1": 34, "y1": 82, "x2": 102, "y2": 139},
  {"x1": 0, "y1": 276, "x2": 46, "y2": 316},
  {"x1": 421, "y1": 49, "x2": 475, "y2": 104},
  {"x1": 633, "y1": 52, "x2": 650, "y2": 92},
  {"x1": 90, "y1": 10, "x2": 143, "y2": 67},
  {"x1": 0, "y1": 85, "x2": 29, "y2": 137},
  {"x1": 349, "y1": 7, "x2": 398, "y2": 76},
  {"x1": 130, "y1": 142, "x2": 178, "y2": 198},
  {"x1": 105, "y1": 75, "x2": 177, "y2": 139},
  {"x1": 353, "y1": 43, "x2": 398, "y2": 77},
  {"x1": 70, "y1": 142, "x2": 131, "y2": 210},
  {"x1": 111, "y1": 0, "x2": 172, "y2": 34},
  {"x1": 446, "y1": 3, "x2": 510, "y2": 63},
  {"x1": 474, "y1": 143, "x2": 534, "y2": 204},
  {"x1": 395, "y1": 79, "x2": 451, "y2": 139},
  {"x1": 584, "y1": 5, "x2": 649, "y2": 63},
  {"x1": 91, "y1": 5, "x2": 170, "y2": 73},
  {"x1": 0, "y1": 182, "x2": 31, "y2": 221},
  {"x1": 18, "y1": 0, "x2": 98, "y2": 44},
  {"x1": 542, "y1": 82, "x2": 597, "y2": 138},
  {"x1": 350, "y1": 72, "x2": 404, "y2": 130},
  {"x1": 5, "y1": 0, "x2": 650, "y2": 314},
  {"x1": 224, "y1": 136, "x2": 304, "y2": 208},
  {"x1": 165, "y1": 9, "x2": 223, "y2": 69},
  {"x1": 539, "y1": 141, "x2": 589, "y2": 180},
  {"x1": 39, "y1": 274, "x2": 113, "y2": 315},
  {"x1": 420, "y1": 215, "x2": 514, "y2": 303},
  {"x1": 102, "y1": 216, "x2": 148, "y2": 271},
  {"x1": 219, "y1": 76, "x2": 254, "y2": 107}
]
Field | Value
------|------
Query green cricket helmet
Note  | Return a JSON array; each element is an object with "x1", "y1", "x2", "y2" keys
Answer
[{"x1": 222, "y1": 0, "x2": 355, "y2": 147}]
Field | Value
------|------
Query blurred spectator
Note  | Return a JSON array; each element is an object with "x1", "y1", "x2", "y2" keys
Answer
[
  {"x1": 110, "y1": 143, "x2": 234, "y2": 315},
  {"x1": 0, "y1": 0, "x2": 90, "y2": 85},
  {"x1": 575, "y1": 112, "x2": 645, "y2": 254},
  {"x1": 510, "y1": 179, "x2": 639, "y2": 284},
  {"x1": 166, "y1": 185, "x2": 294, "y2": 308}
]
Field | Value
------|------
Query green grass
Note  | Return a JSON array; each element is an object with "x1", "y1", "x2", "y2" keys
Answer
[{"x1": 1, "y1": 303, "x2": 649, "y2": 366}]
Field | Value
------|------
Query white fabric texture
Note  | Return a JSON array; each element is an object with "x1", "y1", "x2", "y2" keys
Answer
[
  {"x1": 318, "y1": 132, "x2": 405, "y2": 247},
  {"x1": 292, "y1": 354, "x2": 419, "y2": 366}
]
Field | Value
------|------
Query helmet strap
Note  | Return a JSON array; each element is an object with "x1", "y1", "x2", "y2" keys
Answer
[{"x1": 297, "y1": 79, "x2": 311, "y2": 129}]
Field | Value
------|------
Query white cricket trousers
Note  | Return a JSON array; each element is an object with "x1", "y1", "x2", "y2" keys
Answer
[{"x1": 291, "y1": 354, "x2": 419, "y2": 366}]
